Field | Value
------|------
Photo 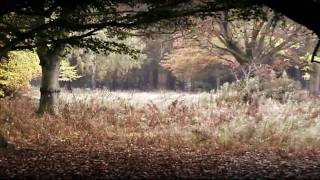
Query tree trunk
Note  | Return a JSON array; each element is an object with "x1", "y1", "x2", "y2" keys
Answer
[
  {"x1": 216, "y1": 77, "x2": 221, "y2": 90},
  {"x1": 91, "y1": 61, "x2": 96, "y2": 89},
  {"x1": 166, "y1": 73, "x2": 176, "y2": 90},
  {"x1": 0, "y1": 132, "x2": 7, "y2": 148},
  {"x1": 185, "y1": 77, "x2": 192, "y2": 92},
  {"x1": 112, "y1": 70, "x2": 118, "y2": 90},
  {"x1": 152, "y1": 67, "x2": 159, "y2": 89},
  {"x1": 37, "y1": 49, "x2": 62, "y2": 115},
  {"x1": 309, "y1": 63, "x2": 320, "y2": 94},
  {"x1": 124, "y1": 76, "x2": 129, "y2": 89}
]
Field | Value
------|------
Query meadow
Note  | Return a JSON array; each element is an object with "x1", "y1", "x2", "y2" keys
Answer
[{"x1": 2, "y1": 77, "x2": 320, "y2": 154}]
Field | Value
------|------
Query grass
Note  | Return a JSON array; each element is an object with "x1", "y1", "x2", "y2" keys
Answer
[{"x1": 1, "y1": 83, "x2": 320, "y2": 154}]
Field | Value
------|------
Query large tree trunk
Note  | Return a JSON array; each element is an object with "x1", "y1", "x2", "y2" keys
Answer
[{"x1": 37, "y1": 48, "x2": 62, "y2": 115}]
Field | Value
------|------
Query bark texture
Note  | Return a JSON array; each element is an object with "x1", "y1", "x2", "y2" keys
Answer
[{"x1": 37, "y1": 47, "x2": 63, "y2": 115}]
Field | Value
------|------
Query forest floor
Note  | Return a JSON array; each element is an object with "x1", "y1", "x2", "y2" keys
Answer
[
  {"x1": 1, "y1": 147, "x2": 320, "y2": 179},
  {"x1": 1, "y1": 88, "x2": 320, "y2": 179}
]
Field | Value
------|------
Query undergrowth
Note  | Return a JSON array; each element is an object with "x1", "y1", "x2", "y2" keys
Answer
[{"x1": 1, "y1": 77, "x2": 320, "y2": 154}]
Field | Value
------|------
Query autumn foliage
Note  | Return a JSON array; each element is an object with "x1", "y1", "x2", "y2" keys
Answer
[{"x1": 0, "y1": 50, "x2": 41, "y2": 97}]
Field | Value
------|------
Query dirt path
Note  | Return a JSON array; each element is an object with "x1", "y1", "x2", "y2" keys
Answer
[{"x1": 0, "y1": 148, "x2": 320, "y2": 179}]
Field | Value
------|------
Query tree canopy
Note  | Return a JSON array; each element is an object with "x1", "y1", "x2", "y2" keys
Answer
[
  {"x1": 0, "y1": 0, "x2": 318, "y2": 58},
  {"x1": 0, "y1": 0, "x2": 239, "y2": 57}
]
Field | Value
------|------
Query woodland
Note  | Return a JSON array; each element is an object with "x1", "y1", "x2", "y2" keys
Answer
[{"x1": 1, "y1": 0, "x2": 320, "y2": 179}]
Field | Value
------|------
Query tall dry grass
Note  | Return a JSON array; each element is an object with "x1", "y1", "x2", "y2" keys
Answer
[{"x1": 1, "y1": 78, "x2": 320, "y2": 153}]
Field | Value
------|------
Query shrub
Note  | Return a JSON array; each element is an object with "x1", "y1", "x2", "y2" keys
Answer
[
  {"x1": 59, "y1": 58, "x2": 81, "y2": 82},
  {"x1": 215, "y1": 71, "x2": 302, "y2": 104},
  {"x1": 0, "y1": 50, "x2": 41, "y2": 97}
]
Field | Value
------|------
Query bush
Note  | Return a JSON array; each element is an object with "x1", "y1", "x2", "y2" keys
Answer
[
  {"x1": 215, "y1": 71, "x2": 302, "y2": 104},
  {"x1": 0, "y1": 50, "x2": 41, "y2": 97}
]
